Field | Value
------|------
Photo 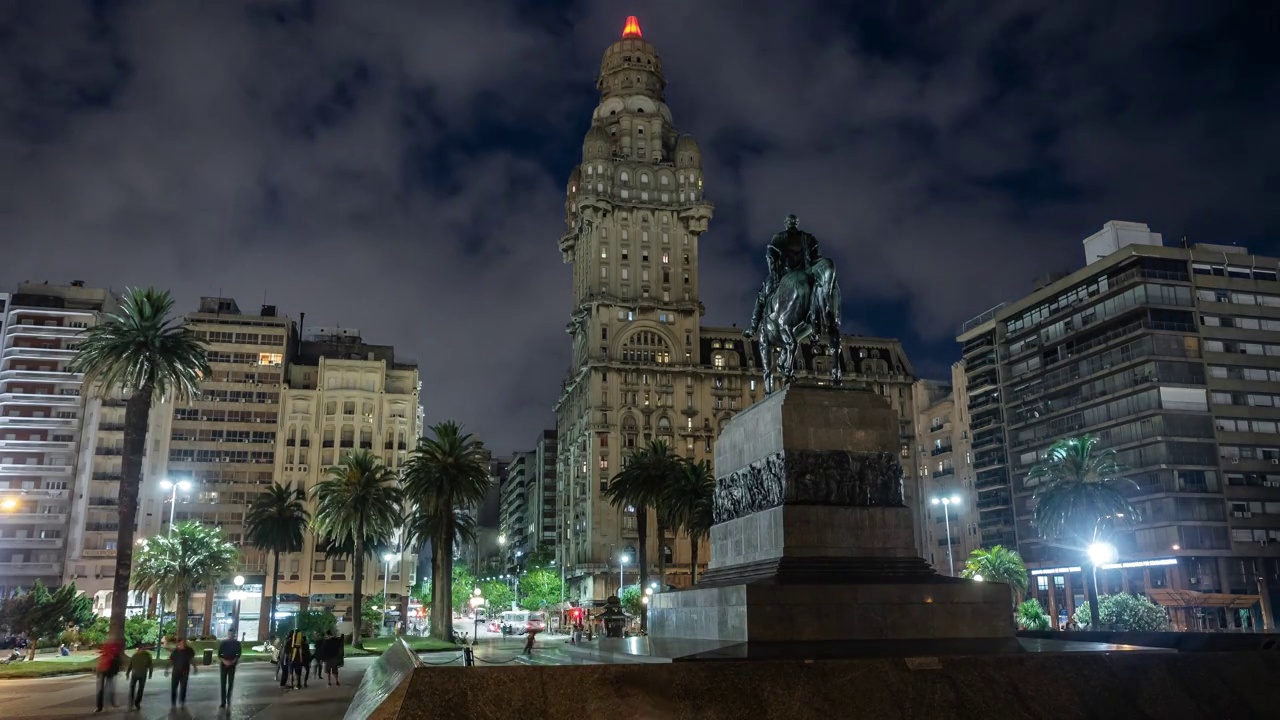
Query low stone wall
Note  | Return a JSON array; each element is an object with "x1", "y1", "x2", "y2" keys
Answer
[
  {"x1": 343, "y1": 638, "x2": 422, "y2": 720},
  {"x1": 378, "y1": 651, "x2": 1280, "y2": 719}
]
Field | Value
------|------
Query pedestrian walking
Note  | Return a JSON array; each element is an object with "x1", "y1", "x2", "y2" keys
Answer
[
  {"x1": 523, "y1": 626, "x2": 540, "y2": 655},
  {"x1": 280, "y1": 627, "x2": 306, "y2": 689},
  {"x1": 94, "y1": 639, "x2": 124, "y2": 713},
  {"x1": 324, "y1": 631, "x2": 345, "y2": 686},
  {"x1": 125, "y1": 644, "x2": 154, "y2": 711},
  {"x1": 298, "y1": 633, "x2": 313, "y2": 688},
  {"x1": 218, "y1": 629, "x2": 242, "y2": 708},
  {"x1": 166, "y1": 638, "x2": 197, "y2": 706}
]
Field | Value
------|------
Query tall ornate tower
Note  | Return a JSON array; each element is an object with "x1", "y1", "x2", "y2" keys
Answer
[
  {"x1": 553, "y1": 18, "x2": 921, "y2": 604},
  {"x1": 555, "y1": 16, "x2": 714, "y2": 601}
]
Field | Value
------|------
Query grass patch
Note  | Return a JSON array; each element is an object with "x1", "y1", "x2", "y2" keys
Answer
[
  {"x1": 359, "y1": 635, "x2": 458, "y2": 654},
  {"x1": 0, "y1": 658, "x2": 97, "y2": 679}
]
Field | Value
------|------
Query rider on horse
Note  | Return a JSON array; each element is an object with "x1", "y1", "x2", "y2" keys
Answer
[{"x1": 745, "y1": 214, "x2": 836, "y2": 342}]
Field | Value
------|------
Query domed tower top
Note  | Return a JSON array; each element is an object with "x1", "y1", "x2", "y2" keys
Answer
[{"x1": 597, "y1": 16, "x2": 665, "y2": 101}]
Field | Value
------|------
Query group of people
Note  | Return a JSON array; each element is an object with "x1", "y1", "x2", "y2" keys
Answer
[
  {"x1": 94, "y1": 630, "x2": 243, "y2": 712},
  {"x1": 273, "y1": 628, "x2": 344, "y2": 689}
]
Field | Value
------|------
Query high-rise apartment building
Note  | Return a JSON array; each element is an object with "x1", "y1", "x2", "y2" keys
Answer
[
  {"x1": 498, "y1": 431, "x2": 559, "y2": 571},
  {"x1": 554, "y1": 17, "x2": 920, "y2": 603},
  {"x1": 137, "y1": 297, "x2": 292, "y2": 634},
  {"x1": 0, "y1": 283, "x2": 111, "y2": 598},
  {"x1": 957, "y1": 220, "x2": 1280, "y2": 630},
  {"x1": 500, "y1": 451, "x2": 533, "y2": 568},
  {"x1": 912, "y1": 364, "x2": 980, "y2": 576},
  {"x1": 268, "y1": 327, "x2": 419, "y2": 627}
]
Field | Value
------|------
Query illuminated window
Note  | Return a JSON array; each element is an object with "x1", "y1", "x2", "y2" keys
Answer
[{"x1": 258, "y1": 352, "x2": 283, "y2": 366}]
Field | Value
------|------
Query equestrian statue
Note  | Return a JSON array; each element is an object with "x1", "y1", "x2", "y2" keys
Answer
[{"x1": 744, "y1": 214, "x2": 842, "y2": 393}]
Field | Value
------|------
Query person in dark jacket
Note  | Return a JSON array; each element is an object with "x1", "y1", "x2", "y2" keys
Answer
[
  {"x1": 324, "y1": 631, "x2": 345, "y2": 685},
  {"x1": 217, "y1": 629, "x2": 242, "y2": 708},
  {"x1": 297, "y1": 634, "x2": 313, "y2": 688},
  {"x1": 167, "y1": 638, "x2": 197, "y2": 706}
]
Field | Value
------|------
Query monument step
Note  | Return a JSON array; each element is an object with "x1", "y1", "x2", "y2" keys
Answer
[{"x1": 697, "y1": 554, "x2": 948, "y2": 586}]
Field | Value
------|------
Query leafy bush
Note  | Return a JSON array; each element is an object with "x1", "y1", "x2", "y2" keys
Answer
[
  {"x1": 274, "y1": 610, "x2": 338, "y2": 640},
  {"x1": 79, "y1": 617, "x2": 109, "y2": 647},
  {"x1": 1072, "y1": 593, "x2": 1170, "y2": 632},
  {"x1": 1016, "y1": 598, "x2": 1051, "y2": 631},
  {"x1": 124, "y1": 616, "x2": 161, "y2": 648},
  {"x1": 620, "y1": 585, "x2": 644, "y2": 617}
]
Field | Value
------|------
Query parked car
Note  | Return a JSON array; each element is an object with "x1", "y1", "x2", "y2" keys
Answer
[{"x1": 526, "y1": 612, "x2": 546, "y2": 634}]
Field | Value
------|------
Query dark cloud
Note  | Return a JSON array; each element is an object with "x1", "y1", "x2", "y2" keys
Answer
[{"x1": 1, "y1": 0, "x2": 1277, "y2": 451}]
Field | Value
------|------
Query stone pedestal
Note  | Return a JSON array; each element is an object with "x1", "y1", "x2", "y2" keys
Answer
[{"x1": 648, "y1": 384, "x2": 1014, "y2": 646}]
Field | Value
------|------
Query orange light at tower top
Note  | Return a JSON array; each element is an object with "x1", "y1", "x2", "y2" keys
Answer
[{"x1": 622, "y1": 15, "x2": 643, "y2": 38}]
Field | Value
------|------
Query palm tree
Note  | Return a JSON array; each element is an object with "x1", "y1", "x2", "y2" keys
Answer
[
  {"x1": 245, "y1": 482, "x2": 310, "y2": 638},
  {"x1": 605, "y1": 440, "x2": 684, "y2": 630},
  {"x1": 661, "y1": 459, "x2": 715, "y2": 585},
  {"x1": 1028, "y1": 434, "x2": 1140, "y2": 630},
  {"x1": 312, "y1": 450, "x2": 402, "y2": 648},
  {"x1": 71, "y1": 287, "x2": 209, "y2": 643},
  {"x1": 401, "y1": 422, "x2": 491, "y2": 643},
  {"x1": 403, "y1": 509, "x2": 477, "y2": 618},
  {"x1": 132, "y1": 522, "x2": 238, "y2": 642},
  {"x1": 960, "y1": 545, "x2": 1029, "y2": 605}
]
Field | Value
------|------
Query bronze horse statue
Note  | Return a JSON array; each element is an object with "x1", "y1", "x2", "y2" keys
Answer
[{"x1": 754, "y1": 260, "x2": 842, "y2": 394}]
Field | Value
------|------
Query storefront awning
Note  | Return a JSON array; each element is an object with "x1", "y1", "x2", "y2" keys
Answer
[{"x1": 1148, "y1": 588, "x2": 1260, "y2": 610}]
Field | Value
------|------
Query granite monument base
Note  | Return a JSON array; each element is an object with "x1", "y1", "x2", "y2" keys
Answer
[{"x1": 649, "y1": 383, "x2": 1013, "y2": 648}]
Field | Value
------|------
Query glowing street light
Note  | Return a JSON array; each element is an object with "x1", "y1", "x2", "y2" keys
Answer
[
  {"x1": 1, "y1": 497, "x2": 18, "y2": 511},
  {"x1": 470, "y1": 587, "x2": 484, "y2": 642},
  {"x1": 1087, "y1": 542, "x2": 1118, "y2": 567},
  {"x1": 972, "y1": 574, "x2": 984, "y2": 582},
  {"x1": 232, "y1": 575, "x2": 245, "y2": 634},
  {"x1": 619, "y1": 552, "x2": 631, "y2": 593},
  {"x1": 381, "y1": 552, "x2": 401, "y2": 635},
  {"x1": 159, "y1": 479, "x2": 193, "y2": 534},
  {"x1": 930, "y1": 495, "x2": 962, "y2": 576}
]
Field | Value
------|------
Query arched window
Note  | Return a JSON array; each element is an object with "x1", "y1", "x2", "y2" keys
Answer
[
  {"x1": 662, "y1": 545, "x2": 673, "y2": 564},
  {"x1": 639, "y1": 173, "x2": 649, "y2": 185},
  {"x1": 619, "y1": 171, "x2": 629, "y2": 183},
  {"x1": 657, "y1": 416, "x2": 672, "y2": 431},
  {"x1": 622, "y1": 330, "x2": 672, "y2": 364}
]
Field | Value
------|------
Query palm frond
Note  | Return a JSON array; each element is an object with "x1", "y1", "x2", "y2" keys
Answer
[
  {"x1": 311, "y1": 450, "x2": 403, "y2": 559},
  {"x1": 70, "y1": 287, "x2": 210, "y2": 401},
  {"x1": 1029, "y1": 434, "x2": 1141, "y2": 545},
  {"x1": 245, "y1": 482, "x2": 310, "y2": 555},
  {"x1": 132, "y1": 522, "x2": 239, "y2": 603}
]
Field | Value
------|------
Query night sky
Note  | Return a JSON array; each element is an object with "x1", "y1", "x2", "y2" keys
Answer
[{"x1": 2, "y1": 1, "x2": 1277, "y2": 453}]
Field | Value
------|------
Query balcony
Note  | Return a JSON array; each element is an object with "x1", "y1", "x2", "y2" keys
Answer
[
  {"x1": 2, "y1": 346, "x2": 77, "y2": 361},
  {"x1": 98, "y1": 423, "x2": 125, "y2": 432},
  {"x1": 932, "y1": 468, "x2": 955, "y2": 479},
  {"x1": 95, "y1": 447, "x2": 123, "y2": 456},
  {"x1": 0, "y1": 513, "x2": 68, "y2": 525},
  {"x1": 0, "y1": 561, "x2": 62, "y2": 575},
  {"x1": 0, "y1": 488, "x2": 66, "y2": 499},
  {"x1": 92, "y1": 472, "x2": 123, "y2": 481},
  {"x1": 0, "y1": 369, "x2": 82, "y2": 384},
  {"x1": 0, "y1": 463, "x2": 74, "y2": 476},
  {"x1": 84, "y1": 522, "x2": 118, "y2": 532},
  {"x1": 0, "y1": 537, "x2": 63, "y2": 549},
  {"x1": 0, "y1": 392, "x2": 80, "y2": 406},
  {"x1": 6, "y1": 325, "x2": 80, "y2": 338},
  {"x1": 0, "y1": 439, "x2": 74, "y2": 451},
  {"x1": 0, "y1": 416, "x2": 79, "y2": 430},
  {"x1": 930, "y1": 445, "x2": 953, "y2": 457},
  {"x1": 976, "y1": 472, "x2": 1008, "y2": 492},
  {"x1": 968, "y1": 393, "x2": 999, "y2": 412},
  {"x1": 88, "y1": 497, "x2": 119, "y2": 507},
  {"x1": 977, "y1": 495, "x2": 1012, "y2": 511}
]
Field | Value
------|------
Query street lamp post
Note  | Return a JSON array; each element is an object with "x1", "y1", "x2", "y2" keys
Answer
[
  {"x1": 232, "y1": 575, "x2": 245, "y2": 636},
  {"x1": 382, "y1": 552, "x2": 400, "y2": 636},
  {"x1": 1086, "y1": 541, "x2": 1117, "y2": 631},
  {"x1": 470, "y1": 588, "x2": 484, "y2": 644},
  {"x1": 930, "y1": 495, "x2": 961, "y2": 576},
  {"x1": 619, "y1": 552, "x2": 630, "y2": 594},
  {"x1": 159, "y1": 479, "x2": 193, "y2": 534}
]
